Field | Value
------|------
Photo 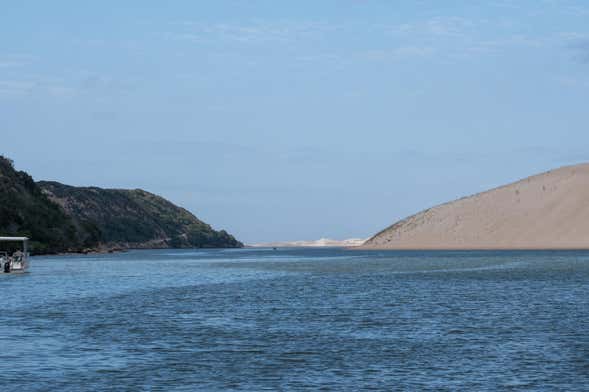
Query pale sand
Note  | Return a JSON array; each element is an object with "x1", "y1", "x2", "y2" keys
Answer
[
  {"x1": 361, "y1": 163, "x2": 589, "y2": 250},
  {"x1": 251, "y1": 238, "x2": 368, "y2": 248}
]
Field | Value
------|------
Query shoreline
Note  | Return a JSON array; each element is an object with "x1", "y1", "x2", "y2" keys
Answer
[
  {"x1": 353, "y1": 245, "x2": 589, "y2": 251},
  {"x1": 32, "y1": 245, "x2": 589, "y2": 256},
  {"x1": 36, "y1": 245, "x2": 245, "y2": 257}
]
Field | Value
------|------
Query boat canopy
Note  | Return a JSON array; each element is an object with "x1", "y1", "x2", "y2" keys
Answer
[{"x1": 0, "y1": 237, "x2": 29, "y2": 242}]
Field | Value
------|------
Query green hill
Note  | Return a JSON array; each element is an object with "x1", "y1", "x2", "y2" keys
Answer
[
  {"x1": 0, "y1": 156, "x2": 242, "y2": 253},
  {"x1": 0, "y1": 157, "x2": 79, "y2": 253}
]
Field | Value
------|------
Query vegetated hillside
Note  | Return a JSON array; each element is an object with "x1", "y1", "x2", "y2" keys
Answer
[
  {"x1": 0, "y1": 157, "x2": 80, "y2": 253},
  {"x1": 39, "y1": 181, "x2": 242, "y2": 250},
  {"x1": 362, "y1": 163, "x2": 589, "y2": 250},
  {"x1": 0, "y1": 155, "x2": 242, "y2": 253}
]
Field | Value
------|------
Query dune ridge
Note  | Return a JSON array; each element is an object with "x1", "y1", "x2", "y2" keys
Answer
[{"x1": 361, "y1": 163, "x2": 589, "y2": 250}]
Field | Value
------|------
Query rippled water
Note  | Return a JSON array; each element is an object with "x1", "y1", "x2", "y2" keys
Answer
[{"x1": 1, "y1": 248, "x2": 589, "y2": 391}]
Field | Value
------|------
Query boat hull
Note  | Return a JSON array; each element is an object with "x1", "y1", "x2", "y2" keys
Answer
[{"x1": 1, "y1": 259, "x2": 27, "y2": 273}]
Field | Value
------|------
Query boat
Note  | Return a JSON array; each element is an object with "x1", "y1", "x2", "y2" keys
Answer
[{"x1": 0, "y1": 237, "x2": 30, "y2": 273}]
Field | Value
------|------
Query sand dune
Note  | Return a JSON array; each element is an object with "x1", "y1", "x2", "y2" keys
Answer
[{"x1": 361, "y1": 163, "x2": 589, "y2": 250}]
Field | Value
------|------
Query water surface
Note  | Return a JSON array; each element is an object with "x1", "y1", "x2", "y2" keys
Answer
[{"x1": 1, "y1": 248, "x2": 588, "y2": 391}]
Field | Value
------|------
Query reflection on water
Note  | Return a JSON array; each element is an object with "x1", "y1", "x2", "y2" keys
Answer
[{"x1": 1, "y1": 248, "x2": 589, "y2": 390}]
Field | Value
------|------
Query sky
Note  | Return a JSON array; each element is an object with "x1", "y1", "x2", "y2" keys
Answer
[{"x1": 2, "y1": 1, "x2": 589, "y2": 244}]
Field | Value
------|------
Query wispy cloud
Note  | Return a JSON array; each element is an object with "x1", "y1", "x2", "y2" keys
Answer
[
  {"x1": 556, "y1": 75, "x2": 589, "y2": 88},
  {"x1": 358, "y1": 46, "x2": 435, "y2": 62},
  {"x1": 0, "y1": 77, "x2": 76, "y2": 98},
  {"x1": 165, "y1": 20, "x2": 336, "y2": 44},
  {"x1": 380, "y1": 16, "x2": 550, "y2": 60},
  {"x1": 0, "y1": 80, "x2": 36, "y2": 95},
  {"x1": 0, "y1": 70, "x2": 139, "y2": 100},
  {"x1": 160, "y1": 15, "x2": 589, "y2": 67},
  {"x1": 393, "y1": 16, "x2": 476, "y2": 38},
  {"x1": 0, "y1": 54, "x2": 36, "y2": 68},
  {"x1": 76, "y1": 72, "x2": 138, "y2": 94}
]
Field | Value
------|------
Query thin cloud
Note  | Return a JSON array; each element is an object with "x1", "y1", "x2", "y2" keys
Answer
[
  {"x1": 0, "y1": 80, "x2": 36, "y2": 95},
  {"x1": 360, "y1": 46, "x2": 435, "y2": 61},
  {"x1": 165, "y1": 20, "x2": 337, "y2": 44},
  {"x1": 383, "y1": 16, "x2": 585, "y2": 61},
  {"x1": 556, "y1": 76, "x2": 589, "y2": 88},
  {"x1": 393, "y1": 16, "x2": 476, "y2": 38},
  {"x1": 0, "y1": 54, "x2": 36, "y2": 68},
  {"x1": 0, "y1": 77, "x2": 76, "y2": 98}
]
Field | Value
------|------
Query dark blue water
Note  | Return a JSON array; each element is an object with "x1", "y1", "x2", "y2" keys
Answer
[{"x1": 1, "y1": 248, "x2": 589, "y2": 391}]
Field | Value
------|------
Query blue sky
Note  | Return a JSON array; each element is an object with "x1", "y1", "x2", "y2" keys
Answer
[{"x1": 2, "y1": 1, "x2": 589, "y2": 243}]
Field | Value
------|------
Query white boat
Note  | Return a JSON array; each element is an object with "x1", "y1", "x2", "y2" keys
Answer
[{"x1": 0, "y1": 237, "x2": 30, "y2": 273}]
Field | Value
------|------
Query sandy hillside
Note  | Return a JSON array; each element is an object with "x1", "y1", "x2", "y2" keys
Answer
[{"x1": 361, "y1": 163, "x2": 589, "y2": 250}]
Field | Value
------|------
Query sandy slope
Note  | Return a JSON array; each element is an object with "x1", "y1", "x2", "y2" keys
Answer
[{"x1": 361, "y1": 163, "x2": 589, "y2": 250}]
